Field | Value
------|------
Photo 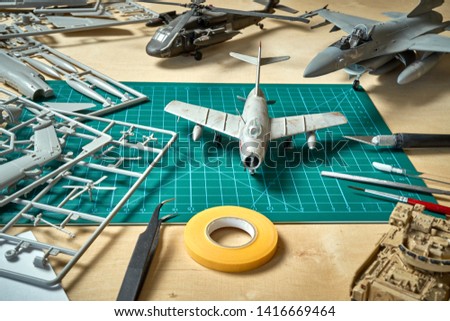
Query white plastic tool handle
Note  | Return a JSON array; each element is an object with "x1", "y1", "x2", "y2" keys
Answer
[{"x1": 372, "y1": 162, "x2": 406, "y2": 175}]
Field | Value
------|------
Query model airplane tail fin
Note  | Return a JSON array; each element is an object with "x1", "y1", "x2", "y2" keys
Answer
[
  {"x1": 408, "y1": 0, "x2": 444, "y2": 17},
  {"x1": 230, "y1": 43, "x2": 289, "y2": 97}
]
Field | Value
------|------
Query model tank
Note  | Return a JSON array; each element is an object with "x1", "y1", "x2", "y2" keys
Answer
[{"x1": 351, "y1": 203, "x2": 450, "y2": 301}]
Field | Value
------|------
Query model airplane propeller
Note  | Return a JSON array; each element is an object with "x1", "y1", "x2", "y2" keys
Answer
[
  {"x1": 63, "y1": 176, "x2": 116, "y2": 201},
  {"x1": 144, "y1": 0, "x2": 309, "y2": 60}
]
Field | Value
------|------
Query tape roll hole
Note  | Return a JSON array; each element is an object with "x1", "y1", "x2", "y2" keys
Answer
[{"x1": 206, "y1": 217, "x2": 256, "y2": 248}]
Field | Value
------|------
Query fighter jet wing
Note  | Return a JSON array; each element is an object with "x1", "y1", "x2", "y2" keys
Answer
[
  {"x1": 408, "y1": 34, "x2": 450, "y2": 53},
  {"x1": 269, "y1": 112, "x2": 347, "y2": 140},
  {"x1": 317, "y1": 9, "x2": 379, "y2": 34},
  {"x1": 165, "y1": 101, "x2": 243, "y2": 139}
]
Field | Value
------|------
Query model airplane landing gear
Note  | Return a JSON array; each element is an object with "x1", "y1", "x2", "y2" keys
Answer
[
  {"x1": 283, "y1": 136, "x2": 293, "y2": 149},
  {"x1": 352, "y1": 78, "x2": 361, "y2": 91},
  {"x1": 194, "y1": 51, "x2": 203, "y2": 61},
  {"x1": 257, "y1": 23, "x2": 264, "y2": 30},
  {"x1": 213, "y1": 133, "x2": 222, "y2": 144}
]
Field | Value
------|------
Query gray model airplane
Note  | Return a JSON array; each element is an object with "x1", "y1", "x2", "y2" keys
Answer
[
  {"x1": 303, "y1": 0, "x2": 450, "y2": 89},
  {"x1": 165, "y1": 44, "x2": 347, "y2": 174},
  {"x1": 145, "y1": 0, "x2": 309, "y2": 60}
]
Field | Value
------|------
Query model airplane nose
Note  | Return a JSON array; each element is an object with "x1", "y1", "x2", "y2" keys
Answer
[
  {"x1": 304, "y1": 47, "x2": 343, "y2": 77},
  {"x1": 146, "y1": 40, "x2": 162, "y2": 57}
]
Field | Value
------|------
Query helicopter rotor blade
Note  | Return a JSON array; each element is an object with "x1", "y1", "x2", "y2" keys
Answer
[
  {"x1": 160, "y1": 8, "x2": 195, "y2": 51},
  {"x1": 209, "y1": 6, "x2": 309, "y2": 23},
  {"x1": 252, "y1": 0, "x2": 299, "y2": 14},
  {"x1": 274, "y1": 4, "x2": 299, "y2": 14}
]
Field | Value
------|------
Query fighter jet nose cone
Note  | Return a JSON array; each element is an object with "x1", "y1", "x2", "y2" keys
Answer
[{"x1": 304, "y1": 47, "x2": 342, "y2": 78}]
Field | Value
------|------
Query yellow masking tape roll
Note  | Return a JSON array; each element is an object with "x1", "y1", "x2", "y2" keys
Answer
[{"x1": 184, "y1": 206, "x2": 278, "y2": 272}]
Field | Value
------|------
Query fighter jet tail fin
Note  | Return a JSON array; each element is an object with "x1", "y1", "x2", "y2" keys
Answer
[
  {"x1": 407, "y1": 0, "x2": 444, "y2": 17},
  {"x1": 230, "y1": 43, "x2": 289, "y2": 97}
]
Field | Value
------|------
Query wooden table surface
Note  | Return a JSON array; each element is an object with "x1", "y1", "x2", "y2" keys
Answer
[{"x1": 6, "y1": 0, "x2": 450, "y2": 300}]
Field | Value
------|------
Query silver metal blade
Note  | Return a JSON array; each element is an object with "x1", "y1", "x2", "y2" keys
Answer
[{"x1": 343, "y1": 135, "x2": 376, "y2": 146}]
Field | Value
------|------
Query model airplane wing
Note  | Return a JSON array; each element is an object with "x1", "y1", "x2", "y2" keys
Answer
[
  {"x1": 269, "y1": 112, "x2": 347, "y2": 140},
  {"x1": 317, "y1": 9, "x2": 379, "y2": 34},
  {"x1": 165, "y1": 101, "x2": 243, "y2": 139},
  {"x1": 408, "y1": 34, "x2": 450, "y2": 53}
]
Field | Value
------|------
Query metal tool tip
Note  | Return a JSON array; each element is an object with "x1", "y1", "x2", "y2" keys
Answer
[{"x1": 348, "y1": 185, "x2": 364, "y2": 191}]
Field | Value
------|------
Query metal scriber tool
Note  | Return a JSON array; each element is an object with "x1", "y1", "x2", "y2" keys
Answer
[
  {"x1": 348, "y1": 186, "x2": 450, "y2": 217},
  {"x1": 372, "y1": 162, "x2": 450, "y2": 186},
  {"x1": 321, "y1": 171, "x2": 450, "y2": 196},
  {"x1": 344, "y1": 133, "x2": 450, "y2": 148},
  {"x1": 117, "y1": 199, "x2": 175, "y2": 301}
]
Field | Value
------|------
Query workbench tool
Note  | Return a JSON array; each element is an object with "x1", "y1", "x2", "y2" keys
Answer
[
  {"x1": 372, "y1": 162, "x2": 450, "y2": 186},
  {"x1": 344, "y1": 133, "x2": 450, "y2": 148},
  {"x1": 116, "y1": 199, "x2": 175, "y2": 301},
  {"x1": 348, "y1": 186, "x2": 450, "y2": 217},
  {"x1": 321, "y1": 171, "x2": 450, "y2": 196}
]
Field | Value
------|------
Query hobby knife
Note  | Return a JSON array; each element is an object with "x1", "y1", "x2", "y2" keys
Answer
[{"x1": 344, "y1": 133, "x2": 450, "y2": 148}]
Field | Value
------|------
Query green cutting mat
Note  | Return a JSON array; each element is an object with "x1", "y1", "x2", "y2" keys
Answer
[{"x1": 0, "y1": 82, "x2": 436, "y2": 224}]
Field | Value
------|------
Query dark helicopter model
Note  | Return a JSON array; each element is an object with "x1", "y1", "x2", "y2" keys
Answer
[{"x1": 144, "y1": 0, "x2": 310, "y2": 60}]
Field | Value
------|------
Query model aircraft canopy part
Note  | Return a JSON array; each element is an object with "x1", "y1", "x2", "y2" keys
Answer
[
  {"x1": 184, "y1": 206, "x2": 278, "y2": 272},
  {"x1": 269, "y1": 112, "x2": 347, "y2": 141},
  {"x1": 165, "y1": 100, "x2": 243, "y2": 139}
]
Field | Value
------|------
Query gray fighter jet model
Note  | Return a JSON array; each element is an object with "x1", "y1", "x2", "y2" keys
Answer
[
  {"x1": 165, "y1": 44, "x2": 347, "y2": 174},
  {"x1": 303, "y1": 0, "x2": 450, "y2": 89},
  {"x1": 145, "y1": 0, "x2": 309, "y2": 60}
]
